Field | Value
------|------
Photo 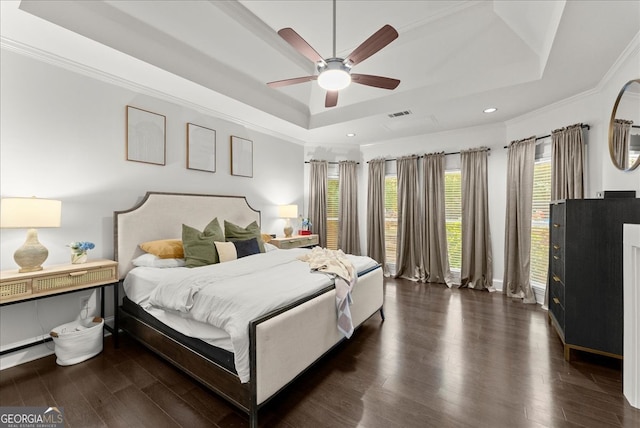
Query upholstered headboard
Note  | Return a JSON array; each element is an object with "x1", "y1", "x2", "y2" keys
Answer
[{"x1": 114, "y1": 192, "x2": 261, "y2": 279}]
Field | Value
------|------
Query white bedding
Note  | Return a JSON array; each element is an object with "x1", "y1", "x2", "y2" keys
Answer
[
  {"x1": 140, "y1": 248, "x2": 377, "y2": 382},
  {"x1": 123, "y1": 268, "x2": 233, "y2": 351}
]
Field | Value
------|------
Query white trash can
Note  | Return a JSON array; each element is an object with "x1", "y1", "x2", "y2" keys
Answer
[{"x1": 50, "y1": 317, "x2": 104, "y2": 366}]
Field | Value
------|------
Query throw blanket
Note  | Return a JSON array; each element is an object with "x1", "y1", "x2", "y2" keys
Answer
[{"x1": 298, "y1": 247, "x2": 357, "y2": 338}]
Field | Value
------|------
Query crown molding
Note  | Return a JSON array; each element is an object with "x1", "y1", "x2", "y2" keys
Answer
[{"x1": 0, "y1": 36, "x2": 307, "y2": 146}]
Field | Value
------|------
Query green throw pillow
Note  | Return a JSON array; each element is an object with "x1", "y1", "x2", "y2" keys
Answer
[
  {"x1": 224, "y1": 220, "x2": 265, "y2": 253},
  {"x1": 182, "y1": 218, "x2": 224, "y2": 267}
]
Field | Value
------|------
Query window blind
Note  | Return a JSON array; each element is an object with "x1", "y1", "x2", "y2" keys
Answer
[
  {"x1": 384, "y1": 175, "x2": 398, "y2": 264},
  {"x1": 444, "y1": 170, "x2": 462, "y2": 270}
]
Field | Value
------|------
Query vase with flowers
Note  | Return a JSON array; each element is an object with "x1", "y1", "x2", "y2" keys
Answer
[{"x1": 68, "y1": 241, "x2": 95, "y2": 264}]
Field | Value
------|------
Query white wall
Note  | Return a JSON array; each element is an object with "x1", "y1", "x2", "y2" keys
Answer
[{"x1": 0, "y1": 49, "x2": 304, "y2": 368}]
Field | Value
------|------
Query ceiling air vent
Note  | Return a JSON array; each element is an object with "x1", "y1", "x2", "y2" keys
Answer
[{"x1": 387, "y1": 110, "x2": 412, "y2": 118}]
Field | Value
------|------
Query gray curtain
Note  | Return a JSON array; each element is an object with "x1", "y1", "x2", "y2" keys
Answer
[
  {"x1": 551, "y1": 124, "x2": 585, "y2": 200},
  {"x1": 460, "y1": 148, "x2": 493, "y2": 290},
  {"x1": 366, "y1": 159, "x2": 386, "y2": 268},
  {"x1": 308, "y1": 160, "x2": 328, "y2": 248},
  {"x1": 394, "y1": 155, "x2": 423, "y2": 280},
  {"x1": 503, "y1": 137, "x2": 536, "y2": 304},
  {"x1": 421, "y1": 153, "x2": 453, "y2": 286},
  {"x1": 612, "y1": 119, "x2": 632, "y2": 169},
  {"x1": 543, "y1": 124, "x2": 586, "y2": 309},
  {"x1": 338, "y1": 161, "x2": 361, "y2": 255}
]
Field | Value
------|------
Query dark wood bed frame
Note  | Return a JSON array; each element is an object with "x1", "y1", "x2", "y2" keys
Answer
[{"x1": 113, "y1": 192, "x2": 385, "y2": 427}]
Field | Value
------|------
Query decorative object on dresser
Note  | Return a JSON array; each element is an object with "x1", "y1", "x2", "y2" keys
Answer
[
  {"x1": 270, "y1": 234, "x2": 319, "y2": 250},
  {"x1": 548, "y1": 198, "x2": 640, "y2": 361},
  {"x1": 68, "y1": 241, "x2": 95, "y2": 264},
  {"x1": 278, "y1": 205, "x2": 298, "y2": 237},
  {"x1": 0, "y1": 197, "x2": 62, "y2": 272}
]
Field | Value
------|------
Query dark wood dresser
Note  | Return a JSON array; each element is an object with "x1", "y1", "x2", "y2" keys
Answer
[{"x1": 548, "y1": 198, "x2": 640, "y2": 360}]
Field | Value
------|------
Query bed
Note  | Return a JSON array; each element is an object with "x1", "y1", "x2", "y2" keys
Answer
[{"x1": 113, "y1": 192, "x2": 384, "y2": 427}]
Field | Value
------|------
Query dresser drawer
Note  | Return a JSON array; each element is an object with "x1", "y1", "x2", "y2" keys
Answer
[
  {"x1": 32, "y1": 266, "x2": 117, "y2": 294},
  {"x1": 549, "y1": 280, "x2": 565, "y2": 330},
  {"x1": 0, "y1": 278, "x2": 32, "y2": 301},
  {"x1": 550, "y1": 251, "x2": 564, "y2": 284},
  {"x1": 270, "y1": 235, "x2": 319, "y2": 249}
]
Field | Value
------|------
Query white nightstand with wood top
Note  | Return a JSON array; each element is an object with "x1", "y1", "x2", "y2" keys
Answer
[
  {"x1": 0, "y1": 259, "x2": 118, "y2": 355},
  {"x1": 269, "y1": 234, "x2": 319, "y2": 249}
]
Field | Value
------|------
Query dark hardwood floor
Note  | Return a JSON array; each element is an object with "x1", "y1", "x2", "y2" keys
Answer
[{"x1": 1, "y1": 277, "x2": 639, "y2": 427}]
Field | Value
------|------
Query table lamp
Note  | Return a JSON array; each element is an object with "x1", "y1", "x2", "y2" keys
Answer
[
  {"x1": 278, "y1": 205, "x2": 298, "y2": 237},
  {"x1": 1, "y1": 197, "x2": 62, "y2": 272}
]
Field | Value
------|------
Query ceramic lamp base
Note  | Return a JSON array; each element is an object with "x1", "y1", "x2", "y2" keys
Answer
[{"x1": 14, "y1": 228, "x2": 48, "y2": 273}]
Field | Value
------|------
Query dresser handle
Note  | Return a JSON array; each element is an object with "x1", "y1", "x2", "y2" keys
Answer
[
  {"x1": 69, "y1": 271, "x2": 88, "y2": 277},
  {"x1": 553, "y1": 297, "x2": 560, "y2": 304},
  {"x1": 553, "y1": 255, "x2": 559, "y2": 260},
  {"x1": 553, "y1": 245, "x2": 560, "y2": 250},
  {"x1": 553, "y1": 275, "x2": 560, "y2": 282},
  {"x1": 553, "y1": 223, "x2": 561, "y2": 228}
]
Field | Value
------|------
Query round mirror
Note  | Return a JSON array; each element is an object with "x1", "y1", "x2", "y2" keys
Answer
[{"x1": 609, "y1": 79, "x2": 640, "y2": 171}]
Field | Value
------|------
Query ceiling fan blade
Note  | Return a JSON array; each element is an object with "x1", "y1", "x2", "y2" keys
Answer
[
  {"x1": 325, "y1": 91, "x2": 338, "y2": 108},
  {"x1": 344, "y1": 25, "x2": 398, "y2": 66},
  {"x1": 267, "y1": 75, "x2": 317, "y2": 88},
  {"x1": 278, "y1": 28, "x2": 325, "y2": 64},
  {"x1": 351, "y1": 74, "x2": 400, "y2": 90}
]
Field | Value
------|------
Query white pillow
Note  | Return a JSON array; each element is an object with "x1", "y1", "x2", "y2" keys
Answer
[
  {"x1": 132, "y1": 253, "x2": 186, "y2": 268},
  {"x1": 264, "y1": 242, "x2": 278, "y2": 252}
]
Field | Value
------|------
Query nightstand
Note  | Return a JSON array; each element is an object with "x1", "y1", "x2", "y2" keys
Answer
[
  {"x1": 269, "y1": 234, "x2": 319, "y2": 249},
  {"x1": 0, "y1": 259, "x2": 118, "y2": 355}
]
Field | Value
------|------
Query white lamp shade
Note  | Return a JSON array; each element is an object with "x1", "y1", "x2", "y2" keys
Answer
[
  {"x1": 278, "y1": 204, "x2": 298, "y2": 219},
  {"x1": 1, "y1": 198, "x2": 62, "y2": 228}
]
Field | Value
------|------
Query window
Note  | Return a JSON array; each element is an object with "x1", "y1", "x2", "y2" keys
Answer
[
  {"x1": 444, "y1": 170, "x2": 462, "y2": 271},
  {"x1": 326, "y1": 175, "x2": 339, "y2": 250},
  {"x1": 530, "y1": 140, "x2": 551, "y2": 287},
  {"x1": 384, "y1": 175, "x2": 397, "y2": 265}
]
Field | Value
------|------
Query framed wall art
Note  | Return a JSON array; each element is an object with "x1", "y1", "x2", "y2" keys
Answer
[
  {"x1": 187, "y1": 123, "x2": 216, "y2": 172},
  {"x1": 126, "y1": 105, "x2": 166, "y2": 165},
  {"x1": 230, "y1": 135, "x2": 253, "y2": 177}
]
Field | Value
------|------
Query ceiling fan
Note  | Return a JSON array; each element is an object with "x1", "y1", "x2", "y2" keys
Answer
[{"x1": 266, "y1": 0, "x2": 400, "y2": 108}]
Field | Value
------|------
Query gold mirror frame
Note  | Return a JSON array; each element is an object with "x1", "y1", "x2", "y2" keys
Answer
[{"x1": 609, "y1": 79, "x2": 640, "y2": 171}]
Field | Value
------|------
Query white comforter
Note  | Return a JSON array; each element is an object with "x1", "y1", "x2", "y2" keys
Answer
[{"x1": 147, "y1": 248, "x2": 377, "y2": 383}]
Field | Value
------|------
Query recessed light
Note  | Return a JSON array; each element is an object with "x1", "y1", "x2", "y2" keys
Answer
[
  {"x1": 346, "y1": 133, "x2": 356, "y2": 137},
  {"x1": 483, "y1": 107, "x2": 497, "y2": 113}
]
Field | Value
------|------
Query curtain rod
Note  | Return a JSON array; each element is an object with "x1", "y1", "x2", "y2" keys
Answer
[
  {"x1": 503, "y1": 123, "x2": 590, "y2": 149},
  {"x1": 304, "y1": 161, "x2": 360, "y2": 165},
  {"x1": 367, "y1": 148, "x2": 491, "y2": 163}
]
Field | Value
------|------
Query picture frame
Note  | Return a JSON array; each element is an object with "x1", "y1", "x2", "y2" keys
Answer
[
  {"x1": 230, "y1": 135, "x2": 253, "y2": 177},
  {"x1": 126, "y1": 106, "x2": 166, "y2": 165},
  {"x1": 187, "y1": 123, "x2": 216, "y2": 173}
]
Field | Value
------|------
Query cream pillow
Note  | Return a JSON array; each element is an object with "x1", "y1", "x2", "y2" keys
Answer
[{"x1": 214, "y1": 241, "x2": 237, "y2": 263}]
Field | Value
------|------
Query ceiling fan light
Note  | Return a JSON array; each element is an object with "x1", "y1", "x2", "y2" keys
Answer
[{"x1": 318, "y1": 69, "x2": 351, "y2": 91}]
